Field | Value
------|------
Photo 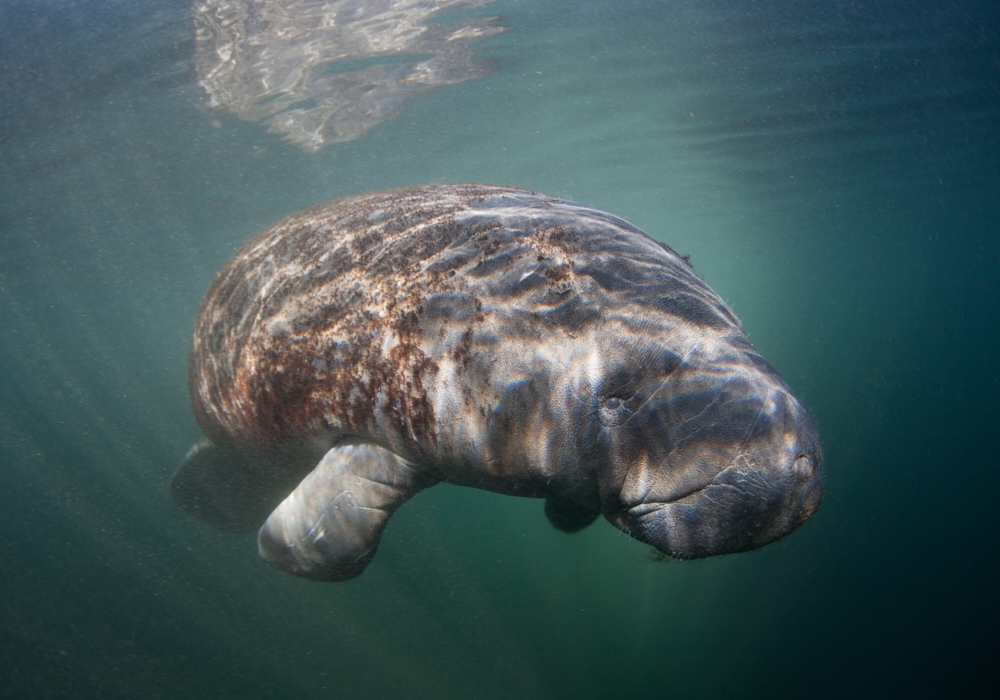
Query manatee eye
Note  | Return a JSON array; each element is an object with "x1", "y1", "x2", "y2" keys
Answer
[{"x1": 597, "y1": 392, "x2": 632, "y2": 427}]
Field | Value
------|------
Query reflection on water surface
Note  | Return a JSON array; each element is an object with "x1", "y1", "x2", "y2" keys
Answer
[{"x1": 194, "y1": 0, "x2": 505, "y2": 150}]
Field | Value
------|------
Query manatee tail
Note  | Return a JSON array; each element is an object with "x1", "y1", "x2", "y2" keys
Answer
[
  {"x1": 170, "y1": 439, "x2": 309, "y2": 533},
  {"x1": 258, "y1": 443, "x2": 437, "y2": 582}
]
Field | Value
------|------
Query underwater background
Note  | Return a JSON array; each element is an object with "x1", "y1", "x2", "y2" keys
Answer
[{"x1": 1, "y1": 0, "x2": 997, "y2": 698}]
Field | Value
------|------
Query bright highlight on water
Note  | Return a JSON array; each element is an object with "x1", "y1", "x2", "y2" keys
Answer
[{"x1": 195, "y1": 0, "x2": 505, "y2": 149}]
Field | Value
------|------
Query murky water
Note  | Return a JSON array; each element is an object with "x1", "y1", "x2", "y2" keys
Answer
[{"x1": 1, "y1": 1, "x2": 997, "y2": 697}]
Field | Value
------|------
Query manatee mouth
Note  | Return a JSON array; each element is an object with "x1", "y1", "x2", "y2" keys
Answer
[{"x1": 621, "y1": 452, "x2": 823, "y2": 559}]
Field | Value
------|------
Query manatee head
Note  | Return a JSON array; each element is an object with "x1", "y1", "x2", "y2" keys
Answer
[
  {"x1": 577, "y1": 329, "x2": 823, "y2": 560},
  {"x1": 454, "y1": 193, "x2": 824, "y2": 559}
]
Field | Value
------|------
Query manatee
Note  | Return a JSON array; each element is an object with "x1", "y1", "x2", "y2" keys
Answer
[{"x1": 171, "y1": 184, "x2": 823, "y2": 581}]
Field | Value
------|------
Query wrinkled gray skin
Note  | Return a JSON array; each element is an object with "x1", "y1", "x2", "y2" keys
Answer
[{"x1": 171, "y1": 184, "x2": 823, "y2": 581}]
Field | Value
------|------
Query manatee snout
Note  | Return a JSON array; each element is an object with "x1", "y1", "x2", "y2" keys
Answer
[
  {"x1": 609, "y1": 376, "x2": 823, "y2": 559},
  {"x1": 637, "y1": 446, "x2": 822, "y2": 560}
]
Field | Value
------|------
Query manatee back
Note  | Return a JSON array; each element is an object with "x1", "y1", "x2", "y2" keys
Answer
[{"x1": 188, "y1": 184, "x2": 737, "y2": 451}]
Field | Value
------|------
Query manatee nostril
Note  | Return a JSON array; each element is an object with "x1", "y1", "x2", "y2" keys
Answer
[{"x1": 793, "y1": 454, "x2": 817, "y2": 478}]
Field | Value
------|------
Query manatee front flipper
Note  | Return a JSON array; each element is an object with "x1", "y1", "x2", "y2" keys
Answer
[
  {"x1": 258, "y1": 443, "x2": 437, "y2": 582},
  {"x1": 544, "y1": 497, "x2": 600, "y2": 533}
]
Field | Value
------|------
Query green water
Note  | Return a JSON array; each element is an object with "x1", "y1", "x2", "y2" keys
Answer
[{"x1": 1, "y1": 1, "x2": 997, "y2": 697}]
